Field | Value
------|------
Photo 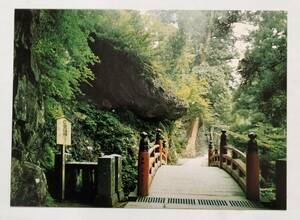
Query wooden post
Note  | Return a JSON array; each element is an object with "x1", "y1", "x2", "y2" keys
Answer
[
  {"x1": 155, "y1": 128, "x2": 163, "y2": 163},
  {"x1": 138, "y1": 132, "x2": 150, "y2": 196},
  {"x1": 276, "y1": 158, "x2": 286, "y2": 209},
  {"x1": 246, "y1": 132, "x2": 260, "y2": 201},
  {"x1": 208, "y1": 140, "x2": 213, "y2": 166},
  {"x1": 56, "y1": 116, "x2": 71, "y2": 201},
  {"x1": 219, "y1": 130, "x2": 227, "y2": 168},
  {"x1": 54, "y1": 146, "x2": 66, "y2": 201},
  {"x1": 54, "y1": 153, "x2": 62, "y2": 200},
  {"x1": 60, "y1": 145, "x2": 66, "y2": 200}
]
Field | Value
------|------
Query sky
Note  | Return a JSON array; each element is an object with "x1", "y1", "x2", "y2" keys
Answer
[{"x1": 229, "y1": 21, "x2": 257, "y2": 87}]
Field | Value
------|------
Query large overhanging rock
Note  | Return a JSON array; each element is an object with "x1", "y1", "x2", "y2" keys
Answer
[{"x1": 81, "y1": 38, "x2": 187, "y2": 120}]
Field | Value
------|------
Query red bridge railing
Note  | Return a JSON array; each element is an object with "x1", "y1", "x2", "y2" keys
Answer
[
  {"x1": 138, "y1": 129, "x2": 167, "y2": 196},
  {"x1": 208, "y1": 129, "x2": 286, "y2": 209},
  {"x1": 208, "y1": 130, "x2": 260, "y2": 201}
]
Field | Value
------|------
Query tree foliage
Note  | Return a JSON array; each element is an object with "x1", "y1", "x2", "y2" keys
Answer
[
  {"x1": 32, "y1": 10, "x2": 99, "y2": 116},
  {"x1": 230, "y1": 11, "x2": 287, "y2": 188},
  {"x1": 12, "y1": 9, "x2": 287, "y2": 202},
  {"x1": 235, "y1": 11, "x2": 287, "y2": 127}
]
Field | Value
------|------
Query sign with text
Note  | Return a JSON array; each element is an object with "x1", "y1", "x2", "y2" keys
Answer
[{"x1": 56, "y1": 117, "x2": 71, "y2": 146}]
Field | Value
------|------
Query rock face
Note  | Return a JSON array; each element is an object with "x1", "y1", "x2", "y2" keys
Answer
[
  {"x1": 11, "y1": 158, "x2": 48, "y2": 206},
  {"x1": 81, "y1": 38, "x2": 187, "y2": 120}
]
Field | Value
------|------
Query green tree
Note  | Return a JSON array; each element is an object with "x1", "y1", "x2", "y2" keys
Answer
[
  {"x1": 235, "y1": 11, "x2": 287, "y2": 127},
  {"x1": 230, "y1": 11, "x2": 287, "y2": 188}
]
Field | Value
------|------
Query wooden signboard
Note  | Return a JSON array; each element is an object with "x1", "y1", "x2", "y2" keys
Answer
[
  {"x1": 56, "y1": 117, "x2": 71, "y2": 146},
  {"x1": 56, "y1": 116, "x2": 71, "y2": 200}
]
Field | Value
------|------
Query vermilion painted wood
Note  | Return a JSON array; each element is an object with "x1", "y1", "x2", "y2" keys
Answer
[
  {"x1": 138, "y1": 151, "x2": 150, "y2": 196},
  {"x1": 156, "y1": 139, "x2": 163, "y2": 163},
  {"x1": 246, "y1": 152, "x2": 260, "y2": 201},
  {"x1": 138, "y1": 133, "x2": 168, "y2": 197}
]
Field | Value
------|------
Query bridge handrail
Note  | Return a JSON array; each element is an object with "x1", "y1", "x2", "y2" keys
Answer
[
  {"x1": 208, "y1": 129, "x2": 260, "y2": 201},
  {"x1": 148, "y1": 143, "x2": 160, "y2": 155},
  {"x1": 138, "y1": 129, "x2": 168, "y2": 196},
  {"x1": 220, "y1": 146, "x2": 247, "y2": 191},
  {"x1": 225, "y1": 145, "x2": 246, "y2": 161}
]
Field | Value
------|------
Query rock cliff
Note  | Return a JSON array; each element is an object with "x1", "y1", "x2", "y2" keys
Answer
[{"x1": 81, "y1": 38, "x2": 187, "y2": 120}]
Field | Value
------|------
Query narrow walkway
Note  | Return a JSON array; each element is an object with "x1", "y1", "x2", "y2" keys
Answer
[
  {"x1": 125, "y1": 120, "x2": 259, "y2": 209},
  {"x1": 125, "y1": 158, "x2": 254, "y2": 209},
  {"x1": 148, "y1": 159, "x2": 244, "y2": 199}
]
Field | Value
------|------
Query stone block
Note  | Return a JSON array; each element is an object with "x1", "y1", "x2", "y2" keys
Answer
[
  {"x1": 96, "y1": 155, "x2": 118, "y2": 207},
  {"x1": 111, "y1": 154, "x2": 125, "y2": 201}
]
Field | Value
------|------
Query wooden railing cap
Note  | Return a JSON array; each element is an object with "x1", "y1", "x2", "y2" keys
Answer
[
  {"x1": 139, "y1": 131, "x2": 150, "y2": 152},
  {"x1": 140, "y1": 131, "x2": 148, "y2": 138},
  {"x1": 247, "y1": 132, "x2": 258, "y2": 153},
  {"x1": 156, "y1": 128, "x2": 164, "y2": 141},
  {"x1": 248, "y1": 132, "x2": 257, "y2": 140}
]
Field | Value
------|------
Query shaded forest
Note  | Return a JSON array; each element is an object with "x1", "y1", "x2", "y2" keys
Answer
[{"x1": 11, "y1": 10, "x2": 286, "y2": 206}]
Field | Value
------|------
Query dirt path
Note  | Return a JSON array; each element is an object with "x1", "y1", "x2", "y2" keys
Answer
[
  {"x1": 182, "y1": 117, "x2": 199, "y2": 158},
  {"x1": 178, "y1": 117, "x2": 208, "y2": 167}
]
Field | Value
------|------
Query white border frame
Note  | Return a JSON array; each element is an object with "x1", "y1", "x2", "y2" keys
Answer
[{"x1": 0, "y1": 0, "x2": 298, "y2": 219}]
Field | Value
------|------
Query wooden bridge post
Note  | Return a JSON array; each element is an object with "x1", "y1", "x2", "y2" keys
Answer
[
  {"x1": 138, "y1": 132, "x2": 150, "y2": 196},
  {"x1": 208, "y1": 140, "x2": 213, "y2": 166},
  {"x1": 219, "y1": 130, "x2": 227, "y2": 168},
  {"x1": 276, "y1": 158, "x2": 286, "y2": 209},
  {"x1": 246, "y1": 132, "x2": 260, "y2": 201},
  {"x1": 155, "y1": 128, "x2": 163, "y2": 163}
]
